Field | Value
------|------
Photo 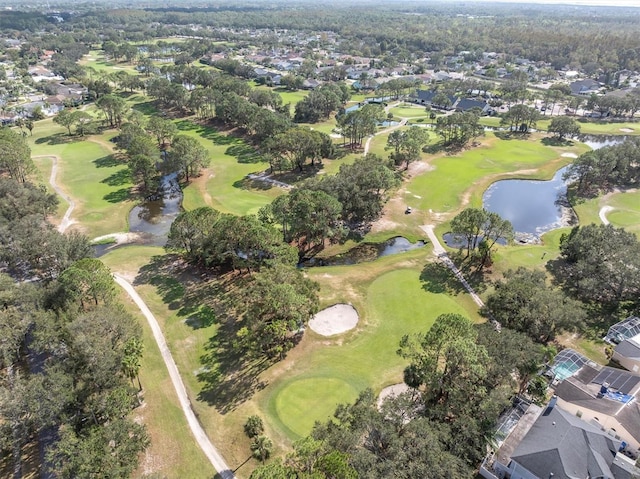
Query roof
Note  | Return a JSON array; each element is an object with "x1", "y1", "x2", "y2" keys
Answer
[
  {"x1": 606, "y1": 316, "x2": 640, "y2": 345},
  {"x1": 414, "y1": 90, "x2": 457, "y2": 106},
  {"x1": 570, "y1": 78, "x2": 601, "y2": 95},
  {"x1": 455, "y1": 98, "x2": 489, "y2": 112},
  {"x1": 510, "y1": 406, "x2": 623, "y2": 479},
  {"x1": 552, "y1": 357, "x2": 640, "y2": 445},
  {"x1": 615, "y1": 339, "x2": 640, "y2": 361}
]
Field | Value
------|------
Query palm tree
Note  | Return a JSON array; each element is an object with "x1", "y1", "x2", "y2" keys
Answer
[
  {"x1": 122, "y1": 337, "x2": 144, "y2": 392},
  {"x1": 250, "y1": 435, "x2": 273, "y2": 464}
]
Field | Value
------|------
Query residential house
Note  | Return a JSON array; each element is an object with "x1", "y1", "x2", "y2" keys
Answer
[
  {"x1": 570, "y1": 79, "x2": 602, "y2": 96},
  {"x1": 548, "y1": 348, "x2": 640, "y2": 454},
  {"x1": 412, "y1": 89, "x2": 457, "y2": 109},
  {"x1": 605, "y1": 317, "x2": 640, "y2": 374},
  {"x1": 482, "y1": 398, "x2": 640, "y2": 479},
  {"x1": 302, "y1": 79, "x2": 321, "y2": 90},
  {"x1": 455, "y1": 98, "x2": 491, "y2": 114}
]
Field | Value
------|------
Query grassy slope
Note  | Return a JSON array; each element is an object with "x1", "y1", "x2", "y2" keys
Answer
[
  {"x1": 404, "y1": 133, "x2": 589, "y2": 214},
  {"x1": 28, "y1": 118, "x2": 133, "y2": 237}
]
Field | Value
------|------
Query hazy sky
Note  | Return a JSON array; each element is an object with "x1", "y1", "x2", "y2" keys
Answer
[{"x1": 463, "y1": 0, "x2": 640, "y2": 6}]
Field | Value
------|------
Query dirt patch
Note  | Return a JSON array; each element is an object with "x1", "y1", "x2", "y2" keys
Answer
[
  {"x1": 309, "y1": 303, "x2": 359, "y2": 336},
  {"x1": 561, "y1": 152, "x2": 578, "y2": 158},
  {"x1": 620, "y1": 128, "x2": 634, "y2": 133}
]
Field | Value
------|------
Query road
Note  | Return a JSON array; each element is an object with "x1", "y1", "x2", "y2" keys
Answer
[{"x1": 113, "y1": 274, "x2": 236, "y2": 479}]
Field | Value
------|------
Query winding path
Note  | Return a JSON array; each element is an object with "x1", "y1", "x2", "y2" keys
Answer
[
  {"x1": 37, "y1": 155, "x2": 75, "y2": 233},
  {"x1": 113, "y1": 274, "x2": 236, "y2": 479},
  {"x1": 599, "y1": 205, "x2": 614, "y2": 225},
  {"x1": 420, "y1": 224, "x2": 485, "y2": 309}
]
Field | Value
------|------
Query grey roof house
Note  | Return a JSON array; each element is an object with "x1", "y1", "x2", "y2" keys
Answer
[{"x1": 482, "y1": 400, "x2": 640, "y2": 479}]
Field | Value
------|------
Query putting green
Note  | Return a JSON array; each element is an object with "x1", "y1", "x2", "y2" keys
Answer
[
  {"x1": 275, "y1": 378, "x2": 358, "y2": 437},
  {"x1": 266, "y1": 266, "x2": 477, "y2": 439}
]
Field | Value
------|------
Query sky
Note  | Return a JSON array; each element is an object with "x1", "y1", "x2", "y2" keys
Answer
[{"x1": 461, "y1": 0, "x2": 640, "y2": 6}]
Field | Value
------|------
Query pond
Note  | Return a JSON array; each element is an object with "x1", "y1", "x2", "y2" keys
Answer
[
  {"x1": 93, "y1": 172, "x2": 183, "y2": 256},
  {"x1": 482, "y1": 167, "x2": 572, "y2": 240},
  {"x1": 301, "y1": 236, "x2": 426, "y2": 267},
  {"x1": 577, "y1": 134, "x2": 626, "y2": 150},
  {"x1": 128, "y1": 172, "x2": 182, "y2": 246}
]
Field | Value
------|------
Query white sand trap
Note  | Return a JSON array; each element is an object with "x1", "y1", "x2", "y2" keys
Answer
[
  {"x1": 377, "y1": 383, "x2": 410, "y2": 408},
  {"x1": 561, "y1": 152, "x2": 578, "y2": 158},
  {"x1": 620, "y1": 128, "x2": 634, "y2": 133},
  {"x1": 309, "y1": 303, "x2": 359, "y2": 336},
  {"x1": 92, "y1": 232, "x2": 143, "y2": 245}
]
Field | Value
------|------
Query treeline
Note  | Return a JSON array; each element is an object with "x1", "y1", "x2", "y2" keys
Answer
[
  {"x1": 165, "y1": 207, "x2": 315, "y2": 359},
  {"x1": 251, "y1": 314, "x2": 549, "y2": 478},
  {"x1": 63, "y1": 3, "x2": 640, "y2": 71},
  {"x1": 565, "y1": 137, "x2": 640, "y2": 197},
  {"x1": 0, "y1": 179, "x2": 147, "y2": 476}
]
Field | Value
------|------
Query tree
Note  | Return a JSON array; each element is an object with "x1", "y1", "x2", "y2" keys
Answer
[
  {"x1": 243, "y1": 263, "x2": 319, "y2": 358},
  {"x1": 146, "y1": 116, "x2": 177, "y2": 148},
  {"x1": 128, "y1": 154, "x2": 160, "y2": 196},
  {"x1": 121, "y1": 337, "x2": 144, "y2": 391},
  {"x1": 250, "y1": 435, "x2": 273, "y2": 464},
  {"x1": 336, "y1": 103, "x2": 384, "y2": 149},
  {"x1": 260, "y1": 188, "x2": 344, "y2": 257},
  {"x1": 244, "y1": 415, "x2": 264, "y2": 438},
  {"x1": 24, "y1": 119, "x2": 35, "y2": 135},
  {"x1": 72, "y1": 111, "x2": 93, "y2": 137},
  {"x1": 304, "y1": 154, "x2": 399, "y2": 225},
  {"x1": 166, "y1": 207, "x2": 221, "y2": 263},
  {"x1": 54, "y1": 108, "x2": 76, "y2": 136},
  {"x1": 386, "y1": 126, "x2": 430, "y2": 169},
  {"x1": 0, "y1": 128, "x2": 34, "y2": 183},
  {"x1": 96, "y1": 94, "x2": 129, "y2": 128},
  {"x1": 58, "y1": 258, "x2": 116, "y2": 310},
  {"x1": 450, "y1": 207, "x2": 513, "y2": 265},
  {"x1": 483, "y1": 268, "x2": 586, "y2": 343},
  {"x1": 435, "y1": 111, "x2": 484, "y2": 147},
  {"x1": 169, "y1": 135, "x2": 210, "y2": 182},
  {"x1": 555, "y1": 224, "x2": 640, "y2": 310},
  {"x1": 548, "y1": 116, "x2": 580, "y2": 140},
  {"x1": 126, "y1": 134, "x2": 159, "y2": 160},
  {"x1": 48, "y1": 419, "x2": 149, "y2": 479},
  {"x1": 500, "y1": 104, "x2": 540, "y2": 132}
]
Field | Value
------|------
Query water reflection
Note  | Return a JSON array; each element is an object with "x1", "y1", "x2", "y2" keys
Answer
[
  {"x1": 301, "y1": 237, "x2": 426, "y2": 267},
  {"x1": 483, "y1": 167, "x2": 572, "y2": 239}
]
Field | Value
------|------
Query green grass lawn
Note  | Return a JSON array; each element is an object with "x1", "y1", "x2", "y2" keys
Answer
[
  {"x1": 265, "y1": 259, "x2": 481, "y2": 439},
  {"x1": 28, "y1": 119, "x2": 133, "y2": 237},
  {"x1": 575, "y1": 119, "x2": 640, "y2": 136},
  {"x1": 573, "y1": 189, "x2": 640, "y2": 237},
  {"x1": 101, "y1": 247, "x2": 216, "y2": 479},
  {"x1": 389, "y1": 105, "x2": 430, "y2": 118},
  {"x1": 404, "y1": 133, "x2": 589, "y2": 215},
  {"x1": 176, "y1": 120, "x2": 283, "y2": 215},
  {"x1": 80, "y1": 50, "x2": 139, "y2": 75}
]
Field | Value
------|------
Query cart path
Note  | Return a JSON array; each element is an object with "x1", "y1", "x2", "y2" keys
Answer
[
  {"x1": 599, "y1": 205, "x2": 614, "y2": 225},
  {"x1": 420, "y1": 224, "x2": 485, "y2": 309},
  {"x1": 363, "y1": 118, "x2": 408, "y2": 156},
  {"x1": 113, "y1": 274, "x2": 236, "y2": 479},
  {"x1": 35, "y1": 155, "x2": 75, "y2": 233}
]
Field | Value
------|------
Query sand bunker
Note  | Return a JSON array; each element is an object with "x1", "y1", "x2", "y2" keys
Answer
[
  {"x1": 309, "y1": 303, "x2": 359, "y2": 336},
  {"x1": 620, "y1": 128, "x2": 634, "y2": 133},
  {"x1": 377, "y1": 383, "x2": 411, "y2": 407},
  {"x1": 92, "y1": 232, "x2": 144, "y2": 245},
  {"x1": 561, "y1": 152, "x2": 578, "y2": 158}
]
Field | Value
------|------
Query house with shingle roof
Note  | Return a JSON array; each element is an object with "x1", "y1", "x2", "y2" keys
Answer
[{"x1": 482, "y1": 401, "x2": 639, "y2": 479}]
